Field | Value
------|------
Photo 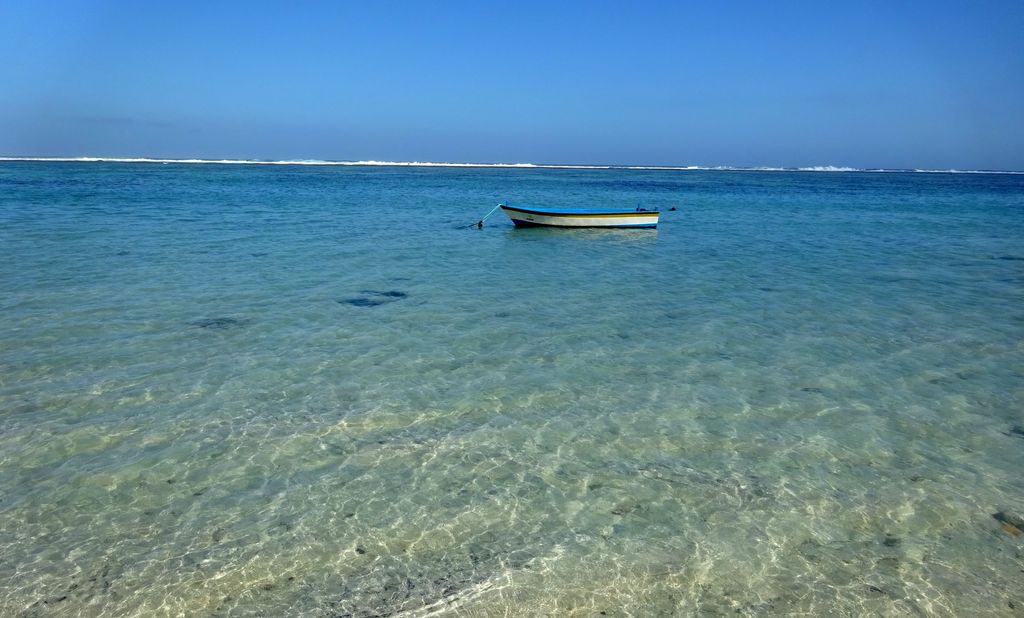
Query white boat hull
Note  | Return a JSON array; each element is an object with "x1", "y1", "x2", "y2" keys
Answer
[{"x1": 500, "y1": 204, "x2": 659, "y2": 228}]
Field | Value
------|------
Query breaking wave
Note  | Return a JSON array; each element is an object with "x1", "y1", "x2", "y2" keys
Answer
[{"x1": 0, "y1": 156, "x2": 1020, "y2": 174}]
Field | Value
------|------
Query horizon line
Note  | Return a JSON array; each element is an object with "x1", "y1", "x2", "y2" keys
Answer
[{"x1": 1, "y1": 156, "x2": 1022, "y2": 175}]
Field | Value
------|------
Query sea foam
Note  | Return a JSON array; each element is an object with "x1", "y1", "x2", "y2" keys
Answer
[{"x1": 0, "y1": 156, "x2": 1019, "y2": 174}]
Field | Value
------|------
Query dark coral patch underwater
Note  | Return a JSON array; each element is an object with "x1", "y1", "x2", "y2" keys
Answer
[
  {"x1": 361, "y1": 289, "x2": 408, "y2": 298},
  {"x1": 189, "y1": 317, "x2": 245, "y2": 329},
  {"x1": 340, "y1": 290, "x2": 409, "y2": 307}
]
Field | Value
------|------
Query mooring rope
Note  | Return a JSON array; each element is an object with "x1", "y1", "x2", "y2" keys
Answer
[{"x1": 467, "y1": 202, "x2": 504, "y2": 229}]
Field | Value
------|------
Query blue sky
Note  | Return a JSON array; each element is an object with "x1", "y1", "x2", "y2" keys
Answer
[{"x1": 1, "y1": 1, "x2": 1022, "y2": 169}]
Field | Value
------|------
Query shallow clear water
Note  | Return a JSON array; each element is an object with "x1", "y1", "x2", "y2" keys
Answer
[{"x1": 1, "y1": 163, "x2": 1023, "y2": 616}]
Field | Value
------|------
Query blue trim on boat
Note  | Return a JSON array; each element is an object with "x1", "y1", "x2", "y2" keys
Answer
[
  {"x1": 509, "y1": 218, "x2": 657, "y2": 229},
  {"x1": 502, "y1": 204, "x2": 658, "y2": 216}
]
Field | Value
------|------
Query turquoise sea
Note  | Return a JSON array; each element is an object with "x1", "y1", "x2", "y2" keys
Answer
[{"x1": 1, "y1": 162, "x2": 1023, "y2": 616}]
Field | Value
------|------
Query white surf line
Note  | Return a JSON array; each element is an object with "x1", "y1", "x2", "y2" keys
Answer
[{"x1": 1, "y1": 156, "x2": 1021, "y2": 174}]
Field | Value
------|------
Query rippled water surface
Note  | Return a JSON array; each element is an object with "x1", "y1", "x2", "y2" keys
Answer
[{"x1": 1, "y1": 163, "x2": 1023, "y2": 616}]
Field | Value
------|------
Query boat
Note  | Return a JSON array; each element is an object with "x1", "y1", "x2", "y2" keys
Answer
[{"x1": 498, "y1": 203, "x2": 660, "y2": 228}]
